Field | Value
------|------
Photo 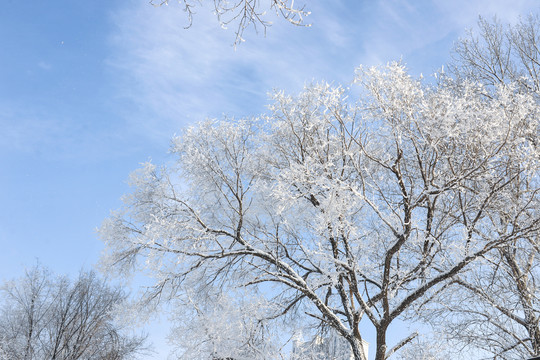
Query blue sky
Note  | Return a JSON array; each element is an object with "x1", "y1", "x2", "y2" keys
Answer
[{"x1": 1, "y1": 1, "x2": 538, "y2": 358}]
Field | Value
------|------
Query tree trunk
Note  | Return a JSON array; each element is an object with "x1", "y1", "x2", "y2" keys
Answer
[
  {"x1": 24, "y1": 295, "x2": 36, "y2": 360},
  {"x1": 375, "y1": 325, "x2": 388, "y2": 360},
  {"x1": 501, "y1": 248, "x2": 540, "y2": 355},
  {"x1": 349, "y1": 335, "x2": 368, "y2": 360}
]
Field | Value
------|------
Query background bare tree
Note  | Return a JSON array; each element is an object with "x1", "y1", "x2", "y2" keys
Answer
[
  {"x1": 421, "y1": 15, "x2": 540, "y2": 359},
  {"x1": 0, "y1": 265, "x2": 147, "y2": 360},
  {"x1": 451, "y1": 14, "x2": 540, "y2": 98},
  {"x1": 151, "y1": 0, "x2": 310, "y2": 44}
]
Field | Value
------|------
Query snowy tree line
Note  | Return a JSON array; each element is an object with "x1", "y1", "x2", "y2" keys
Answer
[{"x1": 0, "y1": 265, "x2": 147, "y2": 360}]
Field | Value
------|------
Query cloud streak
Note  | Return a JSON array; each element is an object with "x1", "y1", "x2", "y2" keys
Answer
[
  {"x1": 107, "y1": 0, "x2": 538, "y2": 145},
  {"x1": 106, "y1": 1, "x2": 371, "y2": 140}
]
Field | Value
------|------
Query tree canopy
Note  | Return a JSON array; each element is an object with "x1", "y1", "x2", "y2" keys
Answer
[
  {"x1": 416, "y1": 15, "x2": 540, "y2": 359},
  {"x1": 99, "y1": 62, "x2": 540, "y2": 360}
]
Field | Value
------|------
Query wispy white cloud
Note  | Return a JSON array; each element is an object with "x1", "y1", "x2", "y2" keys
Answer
[
  {"x1": 327, "y1": 0, "x2": 538, "y2": 74},
  {"x1": 106, "y1": 1, "x2": 371, "y2": 140},
  {"x1": 1, "y1": 104, "x2": 64, "y2": 153},
  {"x1": 435, "y1": 0, "x2": 538, "y2": 29},
  {"x1": 106, "y1": 0, "x2": 540, "y2": 142},
  {"x1": 0, "y1": 101, "x2": 135, "y2": 162}
]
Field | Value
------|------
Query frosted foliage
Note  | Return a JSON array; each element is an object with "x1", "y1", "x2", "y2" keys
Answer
[
  {"x1": 394, "y1": 335, "x2": 449, "y2": 360},
  {"x1": 0, "y1": 341, "x2": 7, "y2": 360},
  {"x1": 100, "y1": 63, "x2": 540, "y2": 360},
  {"x1": 154, "y1": 0, "x2": 310, "y2": 45},
  {"x1": 441, "y1": 16, "x2": 540, "y2": 358},
  {"x1": 420, "y1": 247, "x2": 540, "y2": 359},
  {"x1": 170, "y1": 290, "x2": 280, "y2": 359}
]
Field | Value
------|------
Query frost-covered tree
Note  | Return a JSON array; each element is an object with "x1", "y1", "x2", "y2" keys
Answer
[
  {"x1": 152, "y1": 0, "x2": 310, "y2": 44},
  {"x1": 422, "y1": 252, "x2": 539, "y2": 359},
  {"x1": 421, "y1": 15, "x2": 540, "y2": 359},
  {"x1": 169, "y1": 288, "x2": 282, "y2": 359},
  {"x1": 100, "y1": 63, "x2": 540, "y2": 360},
  {"x1": 451, "y1": 14, "x2": 540, "y2": 99},
  {"x1": 0, "y1": 265, "x2": 147, "y2": 360}
]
